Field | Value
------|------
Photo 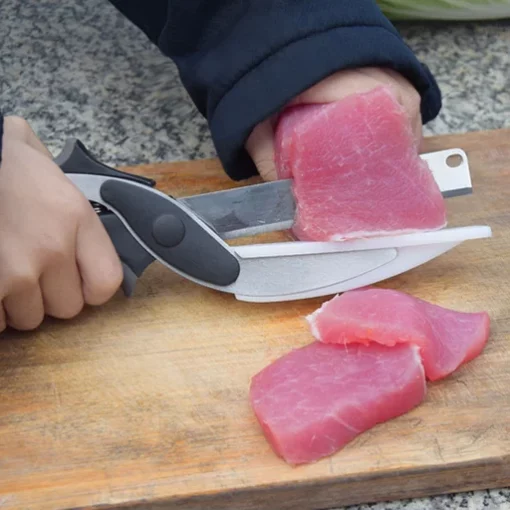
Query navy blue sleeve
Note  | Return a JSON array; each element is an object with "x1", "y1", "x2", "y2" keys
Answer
[{"x1": 115, "y1": 1, "x2": 444, "y2": 181}]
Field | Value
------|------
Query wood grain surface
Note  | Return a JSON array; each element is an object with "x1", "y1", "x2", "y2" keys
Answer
[{"x1": 1, "y1": 129, "x2": 509, "y2": 510}]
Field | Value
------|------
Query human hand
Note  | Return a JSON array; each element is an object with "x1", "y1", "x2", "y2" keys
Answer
[
  {"x1": 0, "y1": 117, "x2": 123, "y2": 332},
  {"x1": 245, "y1": 67, "x2": 423, "y2": 181}
]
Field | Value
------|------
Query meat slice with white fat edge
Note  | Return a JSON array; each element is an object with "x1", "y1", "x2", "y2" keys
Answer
[
  {"x1": 307, "y1": 287, "x2": 490, "y2": 381},
  {"x1": 274, "y1": 86, "x2": 447, "y2": 241}
]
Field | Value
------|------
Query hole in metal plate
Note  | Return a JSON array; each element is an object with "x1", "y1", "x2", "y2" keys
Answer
[{"x1": 446, "y1": 153, "x2": 463, "y2": 168}]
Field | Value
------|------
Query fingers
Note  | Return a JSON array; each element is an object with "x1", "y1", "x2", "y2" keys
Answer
[
  {"x1": 3, "y1": 115, "x2": 53, "y2": 159},
  {"x1": 289, "y1": 69, "x2": 380, "y2": 105},
  {"x1": 40, "y1": 259, "x2": 84, "y2": 320},
  {"x1": 3, "y1": 285, "x2": 45, "y2": 331},
  {"x1": 245, "y1": 120, "x2": 278, "y2": 181},
  {"x1": 360, "y1": 68, "x2": 423, "y2": 147},
  {"x1": 75, "y1": 212, "x2": 123, "y2": 306},
  {"x1": 289, "y1": 67, "x2": 423, "y2": 149},
  {"x1": 247, "y1": 66, "x2": 425, "y2": 183},
  {"x1": 0, "y1": 253, "x2": 45, "y2": 330},
  {"x1": 0, "y1": 211, "x2": 120, "y2": 329},
  {"x1": 0, "y1": 117, "x2": 121, "y2": 333}
]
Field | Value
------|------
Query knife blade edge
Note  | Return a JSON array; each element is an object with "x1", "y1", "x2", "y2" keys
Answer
[{"x1": 181, "y1": 149, "x2": 473, "y2": 238}]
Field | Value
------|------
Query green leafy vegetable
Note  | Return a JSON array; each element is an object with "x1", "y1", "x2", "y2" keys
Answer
[{"x1": 377, "y1": 0, "x2": 510, "y2": 20}]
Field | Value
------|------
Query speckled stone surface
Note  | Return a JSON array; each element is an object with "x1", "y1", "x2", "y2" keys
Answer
[
  {"x1": 1, "y1": 1, "x2": 510, "y2": 509},
  {"x1": 1, "y1": 0, "x2": 509, "y2": 169},
  {"x1": 340, "y1": 490, "x2": 510, "y2": 510}
]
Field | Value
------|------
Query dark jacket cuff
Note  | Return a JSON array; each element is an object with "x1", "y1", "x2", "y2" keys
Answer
[
  {"x1": 208, "y1": 25, "x2": 441, "y2": 180},
  {"x1": 112, "y1": 0, "x2": 442, "y2": 181}
]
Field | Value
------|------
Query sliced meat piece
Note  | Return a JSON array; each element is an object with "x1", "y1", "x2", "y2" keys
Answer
[
  {"x1": 307, "y1": 287, "x2": 490, "y2": 381},
  {"x1": 274, "y1": 86, "x2": 447, "y2": 241},
  {"x1": 249, "y1": 341, "x2": 426, "y2": 465}
]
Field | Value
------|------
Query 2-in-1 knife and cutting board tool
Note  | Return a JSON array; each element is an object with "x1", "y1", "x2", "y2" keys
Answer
[{"x1": 54, "y1": 140, "x2": 491, "y2": 302}]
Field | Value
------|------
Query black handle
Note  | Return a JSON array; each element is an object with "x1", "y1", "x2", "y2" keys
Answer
[
  {"x1": 100, "y1": 179, "x2": 241, "y2": 287},
  {"x1": 53, "y1": 138, "x2": 157, "y2": 296},
  {"x1": 54, "y1": 138, "x2": 156, "y2": 187},
  {"x1": 55, "y1": 138, "x2": 241, "y2": 293},
  {"x1": 100, "y1": 212, "x2": 155, "y2": 296}
]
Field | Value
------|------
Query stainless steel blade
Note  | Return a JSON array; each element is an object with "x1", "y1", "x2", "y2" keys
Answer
[
  {"x1": 230, "y1": 243, "x2": 446, "y2": 303},
  {"x1": 181, "y1": 149, "x2": 473, "y2": 239},
  {"x1": 227, "y1": 247, "x2": 399, "y2": 299},
  {"x1": 180, "y1": 179, "x2": 295, "y2": 239},
  {"x1": 226, "y1": 225, "x2": 491, "y2": 302}
]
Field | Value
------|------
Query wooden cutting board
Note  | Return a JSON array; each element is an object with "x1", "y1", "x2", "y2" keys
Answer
[{"x1": 1, "y1": 129, "x2": 509, "y2": 510}]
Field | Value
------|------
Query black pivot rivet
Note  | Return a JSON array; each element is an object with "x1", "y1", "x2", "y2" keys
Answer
[{"x1": 152, "y1": 214, "x2": 185, "y2": 247}]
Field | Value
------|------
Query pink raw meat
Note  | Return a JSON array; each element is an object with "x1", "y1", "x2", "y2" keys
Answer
[
  {"x1": 274, "y1": 86, "x2": 447, "y2": 241},
  {"x1": 249, "y1": 342, "x2": 426, "y2": 465},
  {"x1": 307, "y1": 288, "x2": 490, "y2": 381}
]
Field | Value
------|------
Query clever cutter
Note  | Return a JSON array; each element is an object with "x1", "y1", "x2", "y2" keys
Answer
[{"x1": 54, "y1": 140, "x2": 492, "y2": 302}]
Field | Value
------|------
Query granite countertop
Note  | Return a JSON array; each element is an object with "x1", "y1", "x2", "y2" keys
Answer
[
  {"x1": 2, "y1": 0, "x2": 509, "y2": 167},
  {"x1": 1, "y1": 1, "x2": 510, "y2": 509}
]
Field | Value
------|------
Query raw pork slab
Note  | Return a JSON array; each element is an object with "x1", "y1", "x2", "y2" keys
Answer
[
  {"x1": 274, "y1": 86, "x2": 447, "y2": 241},
  {"x1": 307, "y1": 288, "x2": 490, "y2": 381},
  {"x1": 250, "y1": 342, "x2": 426, "y2": 465}
]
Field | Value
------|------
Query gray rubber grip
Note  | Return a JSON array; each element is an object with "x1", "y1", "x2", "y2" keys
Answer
[
  {"x1": 55, "y1": 138, "x2": 156, "y2": 187},
  {"x1": 100, "y1": 180, "x2": 241, "y2": 287},
  {"x1": 100, "y1": 212, "x2": 155, "y2": 296}
]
